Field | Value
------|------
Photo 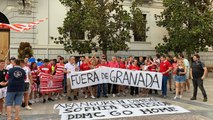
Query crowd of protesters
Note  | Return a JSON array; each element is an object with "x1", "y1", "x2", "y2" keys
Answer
[{"x1": 0, "y1": 53, "x2": 208, "y2": 120}]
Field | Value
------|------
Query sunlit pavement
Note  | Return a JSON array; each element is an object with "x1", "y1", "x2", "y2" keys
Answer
[{"x1": 0, "y1": 78, "x2": 213, "y2": 120}]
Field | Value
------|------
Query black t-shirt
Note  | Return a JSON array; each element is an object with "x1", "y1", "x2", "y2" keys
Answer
[
  {"x1": 138, "y1": 61, "x2": 145, "y2": 67},
  {"x1": 0, "y1": 69, "x2": 7, "y2": 88},
  {"x1": 191, "y1": 61, "x2": 205, "y2": 79}
]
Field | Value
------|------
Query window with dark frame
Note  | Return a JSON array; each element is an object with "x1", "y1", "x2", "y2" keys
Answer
[{"x1": 133, "y1": 14, "x2": 147, "y2": 42}]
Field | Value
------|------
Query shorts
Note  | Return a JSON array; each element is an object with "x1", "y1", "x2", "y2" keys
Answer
[
  {"x1": 175, "y1": 76, "x2": 186, "y2": 83},
  {"x1": 0, "y1": 87, "x2": 7, "y2": 99},
  {"x1": 6, "y1": 92, "x2": 24, "y2": 106},
  {"x1": 24, "y1": 82, "x2": 31, "y2": 93}
]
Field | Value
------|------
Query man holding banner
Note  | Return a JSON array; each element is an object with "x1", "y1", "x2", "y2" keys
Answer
[
  {"x1": 108, "y1": 56, "x2": 119, "y2": 97},
  {"x1": 38, "y1": 59, "x2": 54, "y2": 103},
  {"x1": 129, "y1": 59, "x2": 140, "y2": 96},
  {"x1": 159, "y1": 55, "x2": 172, "y2": 98},
  {"x1": 97, "y1": 58, "x2": 108, "y2": 98},
  {"x1": 80, "y1": 56, "x2": 96, "y2": 99},
  {"x1": 64, "y1": 57, "x2": 78, "y2": 101}
]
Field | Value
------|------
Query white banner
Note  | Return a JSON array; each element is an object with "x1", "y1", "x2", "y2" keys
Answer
[
  {"x1": 54, "y1": 98, "x2": 190, "y2": 120},
  {"x1": 70, "y1": 67, "x2": 163, "y2": 90}
]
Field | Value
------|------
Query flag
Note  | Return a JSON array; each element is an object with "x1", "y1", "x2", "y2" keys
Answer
[{"x1": 0, "y1": 18, "x2": 47, "y2": 32}]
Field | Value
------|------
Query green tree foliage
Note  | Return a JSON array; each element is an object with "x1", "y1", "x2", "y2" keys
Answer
[
  {"x1": 155, "y1": 0, "x2": 213, "y2": 57},
  {"x1": 53, "y1": 0, "x2": 147, "y2": 55},
  {"x1": 18, "y1": 42, "x2": 33, "y2": 59}
]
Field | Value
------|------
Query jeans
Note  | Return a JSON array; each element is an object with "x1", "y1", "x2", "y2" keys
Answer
[
  {"x1": 192, "y1": 78, "x2": 207, "y2": 99},
  {"x1": 97, "y1": 83, "x2": 107, "y2": 97},
  {"x1": 63, "y1": 75, "x2": 67, "y2": 93},
  {"x1": 175, "y1": 76, "x2": 186, "y2": 83},
  {"x1": 162, "y1": 76, "x2": 169, "y2": 96},
  {"x1": 6, "y1": 92, "x2": 24, "y2": 106},
  {"x1": 108, "y1": 83, "x2": 117, "y2": 94},
  {"x1": 130, "y1": 87, "x2": 139, "y2": 95}
]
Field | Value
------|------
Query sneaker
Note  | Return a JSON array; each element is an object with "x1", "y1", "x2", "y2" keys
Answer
[
  {"x1": 21, "y1": 103, "x2": 25, "y2": 107},
  {"x1": 203, "y1": 98, "x2": 207, "y2": 102},
  {"x1": 104, "y1": 95, "x2": 108, "y2": 98},
  {"x1": 163, "y1": 95, "x2": 167, "y2": 98},
  {"x1": 74, "y1": 96, "x2": 78, "y2": 100},
  {"x1": 174, "y1": 96, "x2": 178, "y2": 99},
  {"x1": 25, "y1": 106, "x2": 32, "y2": 110},
  {"x1": 43, "y1": 99, "x2": 46, "y2": 103},
  {"x1": 28, "y1": 101, "x2": 32, "y2": 105},
  {"x1": 61, "y1": 94, "x2": 66, "y2": 97},
  {"x1": 122, "y1": 92, "x2": 126, "y2": 96},
  {"x1": 68, "y1": 97, "x2": 72, "y2": 101},
  {"x1": 117, "y1": 93, "x2": 120, "y2": 97},
  {"x1": 179, "y1": 95, "x2": 182, "y2": 99},
  {"x1": 59, "y1": 96, "x2": 63, "y2": 100},
  {"x1": 112, "y1": 94, "x2": 116, "y2": 97},
  {"x1": 190, "y1": 97, "x2": 196, "y2": 100},
  {"x1": 2, "y1": 112, "x2": 7, "y2": 116},
  {"x1": 35, "y1": 98, "x2": 40, "y2": 103},
  {"x1": 29, "y1": 100, "x2": 35, "y2": 104},
  {"x1": 91, "y1": 95, "x2": 96, "y2": 99},
  {"x1": 48, "y1": 98, "x2": 54, "y2": 101},
  {"x1": 55, "y1": 97, "x2": 59, "y2": 100},
  {"x1": 85, "y1": 95, "x2": 88, "y2": 99}
]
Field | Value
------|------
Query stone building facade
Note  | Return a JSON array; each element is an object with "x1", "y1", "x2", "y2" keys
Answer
[{"x1": 0, "y1": 0, "x2": 212, "y2": 67}]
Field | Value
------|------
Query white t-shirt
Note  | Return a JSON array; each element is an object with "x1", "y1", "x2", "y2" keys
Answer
[
  {"x1": 184, "y1": 59, "x2": 190, "y2": 70},
  {"x1": 65, "y1": 62, "x2": 77, "y2": 78},
  {"x1": 6, "y1": 64, "x2": 13, "y2": 70},
  {"x1": 184, "y1": 58, "x2": 190, "y2": 78},
  {"x1": 23, "y1": 66, "x2": 31, "y2": 83}
]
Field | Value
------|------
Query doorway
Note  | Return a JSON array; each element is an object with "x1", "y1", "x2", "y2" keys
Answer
[
  {"x1": 0, "y1": 31, "x2": 9, "y2": 59},
  {"x1": 0, "y1": 12, "x2": 10, "y2": 60}
]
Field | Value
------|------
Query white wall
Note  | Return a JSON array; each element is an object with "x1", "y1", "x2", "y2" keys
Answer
[
  {"x1": 1, "y1": 0, "x2": 167, "y2": 58},
  {"x1": 35, "y1": 0, "x2": 167, "y2": 50}
]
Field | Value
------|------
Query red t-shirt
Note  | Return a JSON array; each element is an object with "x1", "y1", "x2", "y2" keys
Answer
[
  {"x1": 159, "y1": 60, "x2": 171, "y2": 76},
  {"x1": 147, "y1": 62, "x2": 157, "y2": 72},
  {"x1": 96, "y1": 63, "x2": 108, "y2": 68},
  {"x1": 108, "y1": 61, "x2": 119, "y2": 68},
  {"x1": 119, "y1": 62, "x2": 126, "y2": 69},
  {"x1": 39, "y1": 65, "x2": 52, "y2": 74},
  {"x1": 80, "y1": 62, "x2": 91, "y2": 71},
  {"x1": 172, "y1": 62, "x2": 178, "y2": 75},
  {"x1": 129, "y1": 65, "x2": 140, "y2": 70},
  {"x1": 55, "y1": 63, "x2": 65, "y2": 74}
]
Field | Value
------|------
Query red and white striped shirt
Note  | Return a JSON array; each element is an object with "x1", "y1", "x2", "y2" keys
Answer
[
  {"x1": 31, "y1": 69, "x2": 39, "y2": 82},
  {"x1": 55, "y1": 63, "x2": 64, "y2": 75}
]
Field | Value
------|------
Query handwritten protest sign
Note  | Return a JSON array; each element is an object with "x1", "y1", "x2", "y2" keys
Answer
[
  {"x1": 54, "y1": 98, "x2": 190, "y2": 120},
  {"x1": 70, "y1": 67, "x2": 163, "y2": 90}
]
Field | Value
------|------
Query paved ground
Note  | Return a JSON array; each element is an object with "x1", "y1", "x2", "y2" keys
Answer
[{"x1": 1, "y1": 78, "x2": 213, "y2": 120}]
